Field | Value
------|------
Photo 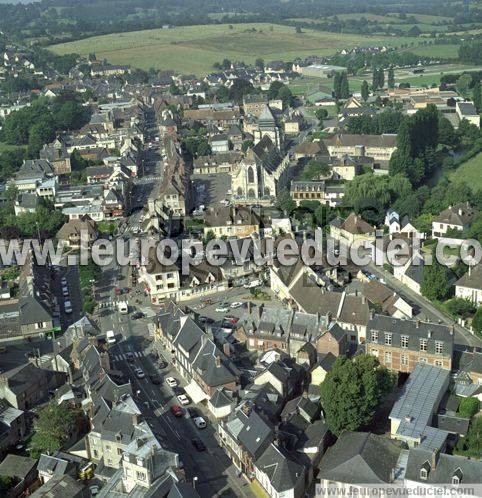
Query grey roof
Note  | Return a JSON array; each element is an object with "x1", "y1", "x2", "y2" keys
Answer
[
  {"x1": 167, "y1": 482, "x2": 201, "y2": 498},
  {"x1": 16, "y1": 193, "x2": 38, "y2": 210},
  {"x1": 317, "y1": 432, "x2": 404, "y2": 484},
  {"x1": 367, "y1": 315, "x2": 453, "y2": 357},
  {"x1": 37, "y1": 454, "x2": 70, "y2": 476},
  {"x1": 0, "y1": 454, "x2": 37, "y2": 480},
  {"x1": 30, "y1": 474, "x2": 84, "y2": 497},
  {"x1": 457, "y1": 101, "x2": 478, "y2": 116},
  {"x1": 251, "y1": 135, "x2": 283, "y2": 174},
  {"x1": 19, "y1": 295, "x2": 52, "y2": 325},
  {"x1": 405, "y1": 448, "x2": 482, "y2": 484},
  {"x1": 453, "y1": 349, "x2": 482, "y2": 375},
  {"x1": 237, "y1": 410, "x2": 274, "y2": 458},
  {"x1": 255, "y1": 443, "x2": 304, "y2": 492},
  {"x1": 389, "y1": 364, "x2": 450, "y2": 448},
  {"x1": 435, "y1": 414, "x2": 470, "y2": 436},
  {"x1": 456, "y1": 265, "x2": 482, "y2": 291},
  {"x1": 209, "y1": 387, "x2": 233, "y2": 408}
]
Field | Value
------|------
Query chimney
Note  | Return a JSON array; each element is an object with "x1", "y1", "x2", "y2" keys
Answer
[
  {"x1": 257, "y1": 304, "x2": 264, "y2": 319},
  {"x1": 247, "y1": 301, "x2": 252, "y2": 314},
  {"x1": 215, "y1": 355, "x2": 221, "y2": 367},
  {"x1": 223, "y1": 342, "x2": 231, "y2": 357},
  {"x1": 427, "y1": 330, "x2": 432, "y2": 338},
  {"x1": 431, "y1": 449, "x2": 439, "y2": 469},
  {"x1": 416, "y1": 320, "x2": 420, "y2": 329}
]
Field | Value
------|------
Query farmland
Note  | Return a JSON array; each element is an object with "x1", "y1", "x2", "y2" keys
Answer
[{"x1": 49, "y1": 23, "x2": 401, "y2": 75}]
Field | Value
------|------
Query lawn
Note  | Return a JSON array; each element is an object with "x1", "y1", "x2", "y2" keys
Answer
[
  {"x1": 49, "y1": 23, "x2": 400, "y2": 75},
  {"x1": 409, "y1": 44, "x2": 460, "y2": 59},
  {"x1": 449, "y1": 152, "x2": 482, "y2": 192}
]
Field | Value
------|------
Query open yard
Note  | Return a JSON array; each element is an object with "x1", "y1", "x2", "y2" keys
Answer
[
  {"x1": 449, "y1": 153, "x2": 482, "y2": 192},
  {"x1": 49, "y1": 23, "x2": 399, "y2": 75}
]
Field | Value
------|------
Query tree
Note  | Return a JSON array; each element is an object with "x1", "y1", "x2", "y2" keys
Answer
[
  {"x1": 0, "y1": 476, "x2": 13, "y2": 495},
  {"x1": 387, "y1": 66, "x2": 395, "y2": 89},
  {"x1": 361, "y1": 80, "x2": 369, "y2": 101},
  {"x1": 438, "y1": 115, "x2": 457, "y2": 147},
  {"x1": 169, "y1": 81, "x2": 180, "y2": 95},
  {"x1": 456, "y1": 73, "x2": 472, "y2": 95},
  {"x1": 473, "y1": 307, "x2": 482, "y2": 337},
  {"x1": 241, "y1": 140, "x2": 254, "y2": 152},
  {"x1": 299, "y1": 159, "x2": 331, "y2": 180},
  {"x1": 458, "y1": 397, "x2": 479, "y2": 419},
  {"x1": 274, "y1": 189, "x2": 295, "y2": 214},
  {"x1": 295, "y1": 26, "x2": 302, "y2": 34},
  {"x1": 333, "y1": 72, "x2": 342, "y2": 99},
  {"x1": 472, "y1": 81, "x2": 482, "y2": 113},
  {"x1": 421, "y1": 255, "x2": 451, "y2": 301},
  {"x1": 204, "y1": 230, "x2": 216, "y2": 245},
  {"x1": 378, "y1": 68, "x2": 385, "y2": 90},
  {"x1": 320, "y1": 355, "x2": 395, "y2": 436},
  {"x1": 29, "y1": 402, "x2": 84, "y2": 458},
  {"x1": 455, "y1": 417, "x2": 482, "y2": 457},
  {"x1": 339, "y1": 72, "x2": 350, "y2": 99},
  {"x1": 277, "y1": 85, "x2": 294, "y2": 108},
  {"x1": 255, "y1": 58, "x2": 264, "y2": 72},
  {"x1": 228, "y1": 78, "x2": 254, "y2": 103}
]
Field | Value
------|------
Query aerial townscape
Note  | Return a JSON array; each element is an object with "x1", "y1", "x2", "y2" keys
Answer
[{"x1": 0, "y1": 0, "x2": 482, "y2": 497}]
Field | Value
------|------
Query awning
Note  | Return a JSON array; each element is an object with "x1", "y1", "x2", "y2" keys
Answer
[{"x1": 185, "y1": 381, "x2": 209, "y2": 404}]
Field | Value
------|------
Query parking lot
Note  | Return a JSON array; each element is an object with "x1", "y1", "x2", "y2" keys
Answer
[{"x1": 191, "y1": 173, "x2": 231, "y2": 209}]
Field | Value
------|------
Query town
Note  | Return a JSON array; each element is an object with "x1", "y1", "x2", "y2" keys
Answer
[{"x1": 0, "y1": 1, "x2": 481, "y2": 497}]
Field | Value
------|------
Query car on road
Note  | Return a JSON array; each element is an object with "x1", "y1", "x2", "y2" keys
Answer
[
  {"x1": 215, "y1": 303, "x2": 230, "y2": 312},
  {"x1": 225, "y1": 315, "x2": 239, "y2": 323},
  {"x1": 115, "y1": 287, "x2": 122, "y2": 296},
  {"x1": 60, "y1": 277, "x2": 67, "y2": 286},
  {"x1": 165, "y1": 377, "x2": 178, "y2": 388},
  {"x1": 187, "y1": 407, "x2": 198, "y2": 418},
  {"x1": 191, "y1": 438, "x2": 206, "y2": 451},
  {"x1": 61, "y1": 286, "x2": 69, "y2": 297},
  {"x1": 125, "y1": 352, "x2": 134, "y2": 363},
  {"x1": 134, "y1": 368, "x2": 145, "y2": 379},
  {"x1": 106, "y1": 330, "x2": 116, "y2": 344},
  {"x1": 193, "y1": 416, "x2": 207, "y2": 429},
  {"x1": 244, "y1": 279, "x2": 261, "y2": 289},
  {"x1": 230, "y1": 301, "x2": 243, "y2": 308},
  {"x1": 170, "y1": 405, "x2": 183, "y2": 417},
  {"x1": 64, "y1": 301, "x2": 73, "y2": 314},
  {"x1": 131, "y1": 311, "x2": 145, "y2": 320},
  {"x1": 177, "y1": 394, "x2": 190, "y2": 405},
  {"x1": 89, "y1": 485, "x2": 99, "y2": 497},
  {"x1": 150, "y1": 374, "x2": 162, "y2": 385}
]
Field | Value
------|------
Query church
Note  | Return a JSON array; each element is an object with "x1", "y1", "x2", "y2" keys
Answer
[
  {"x1": 231, "y1": 135, "x2": 290, "y2": 204},
  {"x1": 252, "y1": 105, "x2": 281, "y2": 148}
]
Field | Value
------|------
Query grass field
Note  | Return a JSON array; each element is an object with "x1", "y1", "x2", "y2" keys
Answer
[
  {"x1": 49, "y1": 23, "x2": 404, "y2": 75},
  {"x1": 449, "y1": 153, "x2": 482, "y2": 192},
  {"x1": 0, "y1": 142, "x2": 26, "y2": 153},
  {"x1": 409, "y1": 44, "x2": 460, "y2": 59}
]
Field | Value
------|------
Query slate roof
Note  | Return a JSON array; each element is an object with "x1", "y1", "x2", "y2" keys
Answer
[
  {"x1": 0, "y1": 454, "x2": 37, "y2": 480},
  {"x1": 209, "y1": 387, "x2": 233, "y2": 408},
  {"x1": 317, "y1": 432, "x2": 404, "y2": 484},
  {"x1": 452, "y1": 349, "x2": 482, "y2": 375},
  {"x1": 367, "y1": 315, "x2": 453, "y2": 357},
  {"x1": 433, "y1": 202, "x2": 478, "y2": 227},
  {"x1": 255, "y1": 443, "x2": 305, "y2": 492},
  {"x1": 167, "y1": 482, "x2": 201, "y2": 498},
  {"x1": 405, "y1": 448, "x2": 482, "y2": 484},
  {"x1": 455, "y1": 265, "x2": 482, "y2": 291},
  {"x1": 237, "y1": 410, "x2": 274, "y2": 458},
  {"x1": 324, "y1": 133, "x2": 397, "y2": 149}
]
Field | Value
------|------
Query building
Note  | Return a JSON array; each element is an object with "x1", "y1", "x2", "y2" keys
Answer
[
  {"x1": 324, "y1": 134, "x2": 397, "y2": 162},
  {"x1": 299, "y1": 64, "x2": 347, "y2": 78},
  {"x1": 203, "y1": 206, "x2": 260, "y2": 238},
  {"x1": 431, "y1": 202, "x2": 478, "y2": 238},
  {"x1": 455, "y1": 265, "x2": 482, "y2": 304},
  {"x1": 56, "y1": 216, "x2": 98, "y2": 249},
  {"x1": 329, "y1": 212, "x2": 376, "y2": 245},
  {"x1": 389, "y1": 364, "x2": 450, "y2": 451},
  {"x1": 290, "y1": 181, "x2": 344, "y2": 207},
  {"x1": 456, "y1": 101, "x2": 480, "y2": 128},
  {"x1": 366, "y1": 315, "x2": 453, "y2": 372},
  {"x1": 231, "y1": 135, "x2": 290, "y2": 203},
  {"x1": 0, "y1": 454, "x2": 38, "y2": 497},
  {"x1": 210, "y1": 134, "x2": 230, "y2": 153},
  {"x1": 252, "y1": 106, "x2": 281, "y2": 148}
]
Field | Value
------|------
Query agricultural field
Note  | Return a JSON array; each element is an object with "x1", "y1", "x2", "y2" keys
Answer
[
  {"x1": 409, "y1": 44, "x2": 460, "y2": 59},
  {"x1": 49, "y1": 23, "x2": 404, "y2": 75},
  {"x1": 449, "y1": 153, "x2": 482, "y2": 192}
]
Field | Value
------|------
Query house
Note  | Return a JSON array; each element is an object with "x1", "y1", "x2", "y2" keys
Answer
[
  {"x1": 317, "y1": 432, "x2": 405, "y2": 491},
  {"x1": 0, "y1": 398, "x2": 27, "y2": 452},
  {"x1": 315, "y1": 322, "x2": 349, "y2": 357},
  {"x1": 310, "y1": 353, "x2": 337, "y2": 385},
  {"x1": 329, "y1": 212, "x2": 376, "y2": 246},
  {"x1": 14, "y1": 193, "x2": 38, "y2": 215},
  {"x1": 56, "y1": 216, "x2": 98, "y2": 249},
  {"x1": 456, "y1": 101, "x2": 480, "y2": 128},
  {"x1": 253, "y1": 357, "x2": 305, "y2": 399},
  {"x1": 39, "y1": 139, "x2": 71, "y2": 175},
  {"x1": 363, "y1": 280, "x2": 413, "y2": 319},
  {"x1": 366, "y1": 315, "x2": 453, "y2": 372},
  {"x1": 254, "y1": 443, "x2": 306, "y2": 498},
  {"x1": 0, "y1": 454, "x2": 38, "y2": 497},
  {"x1": 210, "y1": 134, "x2": 230, "y2": 153},
  {"x1": 203, "y1": 206, "x2": 260, "y2": 238},
  {"x1": 405, "y1": 448, "x2": 482, "y2": 495},
  {"x1": 432, "y1": 202, "x2": 478, "y2": 238},
  {"x1": 455, "y1": 265, "x2": 482, "y2": 305},
  {"x1": 30, "y1": 474, "x2": 86, "y2": 498},
  {"x1": 323, "y1": 133, "x2": 397, "y2": 162},
  {"x1": 193, "y1": 152, "x2": 243, "y2": 174},
  {"x1": 389, "y1": 364, "x2": 450, "y2": 450},
  {"x1": 293, "y1": 141, "x2": 327, "y2": 161},
  {"x1": 290, "y1": 181, "x2": 345, "y2": 207}
]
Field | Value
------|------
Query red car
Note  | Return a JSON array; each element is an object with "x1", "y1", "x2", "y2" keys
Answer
[
  {"x1": 170, "y1": 405, "x2": 183, "y2": 417},
  {"x1": 115, "y1": 287, "x2": 122, "y2": 296},
  {"x1": 225, "y1": 316, "x2": 239, "y2": 324}
]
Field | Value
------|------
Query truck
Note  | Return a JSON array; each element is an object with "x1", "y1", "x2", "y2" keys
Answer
[
  {"x1": 118, "y1": 301, "x2": 129, "y2": 314},
  {"x1": 106, "y1": 330, "x2": 116, "y2": 344}
]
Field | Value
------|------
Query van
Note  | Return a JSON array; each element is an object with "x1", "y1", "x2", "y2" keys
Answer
[
  {"x1": 118, "y1": 301, "x2": 129, "y2": 314},
  {"x1": 244, "y1": 279, "x2": 261, "y2": 289},
  {"x1": 106, "y1": 330, "x2": 116, "y2": 344}
]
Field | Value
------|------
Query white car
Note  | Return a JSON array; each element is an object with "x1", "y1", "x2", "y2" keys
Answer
[
  {"x1": 165, "y1": 377, "x2": 177, "y2": 388},
  {"x1": 193, "y1": 416, "x2": 207, "y2": 429},
  {"x1": 64, "y1": 301, "x2": 72, "y2": 314},
  {"x1": 89, "y1": 485, "x2": 99, "y2": 497},
  {"x1": 177, "y1": 394, "x2": 190, "y2": 405},
  {"x1": 230, "y1": 301, "x2": 243, "y2": 308},
  {"x1": 215, "y1": 304, "x2": 230, "y2": 312},
  {"x1": 61, "y1": 286, "x2": 69, "y2": 297},
  {"x1": 60, "y1": 277, "x2": 67, "y2": 286},
  {"x1": 135, "y1": 368, "x2": 145, "y2": 379}
]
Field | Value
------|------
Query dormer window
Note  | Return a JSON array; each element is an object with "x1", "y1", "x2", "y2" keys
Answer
[
  {"x1": 452, "y1": 468, "x2": 463, "y2": 485},
  {"x1": 420, "y1": 461, "x2": 430, "y2": 480}
]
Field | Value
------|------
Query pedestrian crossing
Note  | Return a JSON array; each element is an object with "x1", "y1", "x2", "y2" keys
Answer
[
  {"x1": 112, "y1": 351, "x2": 145, "y2": 361},
  {"x1": 124, "y1": 224, "x2": 142, "y2": 234}
]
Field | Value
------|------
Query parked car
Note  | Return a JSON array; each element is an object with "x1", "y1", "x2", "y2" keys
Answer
[
  {"x1": 165, "y1": 377, "x2": 178, "y2": 388},
  {"x1": 230, "y1": 301, "x2": 243, "y2": 308},
  {"x1": 225, "y1": 315, "x2": 239, "y2": 323},
  {"x1": 64, "y1": 301, "x2": 72, "y2": 314},
  {"x1": 60, "y1": 277, "x2": 68, "y2": 286},
  {"x1": 171, "y1": 405, "x2": 183, "y2": 417},
  {"x1": 177, "y1": 394, "x2": 190, "y2": 405},
  {"x1": 244, "y1": 279, "x2": 261, "y2": 289},
  {"x1": 115, "y1": 287, "x2": 122, "y2": 296},
  {"x1": 187, "y1": 407, "x2": 198, "y2": 418},
  {"x1": 131, "y1": 311, "x2": 145, "y2": 320},
  {"x1": 193, "y1": 416, "x2": 207, "y2": 429},
  {"x1": 191, "y1": 438, "x2": 206, "y2": 451},
  {"x1": 215, "y1": 303, "x2": 230, "y2": 312}
]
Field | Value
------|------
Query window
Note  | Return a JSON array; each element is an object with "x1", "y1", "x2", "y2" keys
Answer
[
  {"x1": 385, "y1": 333, "x2": 392, "y2": 346},
  {"x1": 248, "y1": 166, "x2": 255, "y2": 184},
  {"x1": 166, "y1": 272, "x2": 174, "y2": 278},
  {"x1": 452, "y1": 476, "x2": 459, "y2": 485},
  {"x1": 371, "y1": 331, "x2": 378, "y2": 342},
  {"x1": 136, "y1": 471, "x2": 146, "y2": 481},
  {"x1": 401, "y1": 335, "x2": 409, "y2": 349},
  {"x1": 420, "y1": 339, "x2": 427, "y2": 352},
  {"x1": 371, "y1": 349, "x2": 378, "y2": 357},
  {"x1": 401, "y1": 354, "x2": 408, "y2": 367},
  {"x1": 434, "y1": 360, "x2": 443, "y2": 367},
  {"x1": 420, "y1": 468, "x2": 428, "y2": 480},
  {"x1": 419, "y1": 357, "x2": 427, "y2": 363},
  {"x1": 384, "y1": 351, "x2": 392, "y2": 364},
  {"x1": 435, "y1": 341, "x2": 443, "y2": 355}
]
